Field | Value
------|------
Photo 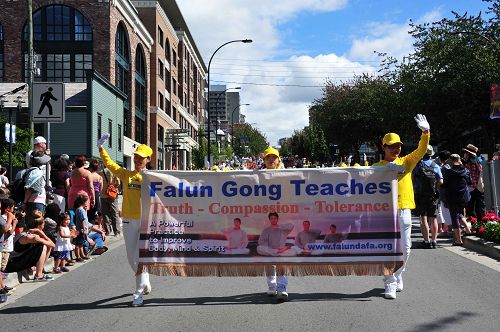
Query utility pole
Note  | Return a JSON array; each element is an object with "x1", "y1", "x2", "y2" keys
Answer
[{"x1": 27, "y1": 0, "x2": 34, "y2": 143}]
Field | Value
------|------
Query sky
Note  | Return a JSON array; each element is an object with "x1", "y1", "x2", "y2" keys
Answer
[{"x1": 177, "y1": 0, "x2": 491, "y2": 146}]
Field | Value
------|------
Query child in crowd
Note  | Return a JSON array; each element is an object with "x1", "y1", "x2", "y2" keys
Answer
[
  {"x1": 53, "y1": 212, "x2": 76, "y2": 273},
  {"x1": 1, "y1": 198, "x2": 18, "y2": 294},
  {"x1": 73, "y1": 194, "x2": 90, "y2": 262}
]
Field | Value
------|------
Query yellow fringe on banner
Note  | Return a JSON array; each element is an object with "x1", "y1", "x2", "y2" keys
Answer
[{"x1": 137, "y1": 262, "x2": 403, "y2": 277}]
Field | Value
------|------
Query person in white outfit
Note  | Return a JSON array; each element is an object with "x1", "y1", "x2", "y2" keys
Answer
[
  {"x1": 257, "y1": 211, "x2": 295, "y2": 300},
  {"x1": 220, "y1": 218, "x2": 250, "y2": 255},
  {"x1": 98, "y1": 134, "x2": 152, "y2": 307}
]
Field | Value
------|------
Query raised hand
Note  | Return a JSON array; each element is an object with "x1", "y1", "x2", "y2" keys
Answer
[{"x1": 414, "y1": 114, "x2": 430, "y2": 132}]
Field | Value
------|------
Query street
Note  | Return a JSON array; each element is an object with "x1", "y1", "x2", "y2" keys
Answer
[{"x1": 1, "y1": 220, "x2": 499, "y2": 332}]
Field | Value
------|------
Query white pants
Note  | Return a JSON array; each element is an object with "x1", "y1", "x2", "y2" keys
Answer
[
  {"x1": 436, "y1": 201, "x2": 452, "y2": 225},
  {"x1": 385, "y1": 209, "x2": 412, "y2": 285},
  {"x1": 123, "y1": 219, "x2": 150, "y2": 296}
]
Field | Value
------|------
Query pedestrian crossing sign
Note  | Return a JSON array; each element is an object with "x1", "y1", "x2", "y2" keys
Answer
[{"x1": 31, "y1": 82, "x2": 65, "y2": 123}]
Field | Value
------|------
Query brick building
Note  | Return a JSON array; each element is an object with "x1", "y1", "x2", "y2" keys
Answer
[{"x1": 0, "y1": 0, "x2": 205, "y2": 170}]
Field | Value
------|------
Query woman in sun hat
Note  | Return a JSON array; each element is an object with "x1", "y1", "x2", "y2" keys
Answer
[
  {"x1": 98, "y1": 134, "x2": 153, "y2": 307},
  {"x1": 462, "y1": 144, "x2": 485, "y2": 221}
]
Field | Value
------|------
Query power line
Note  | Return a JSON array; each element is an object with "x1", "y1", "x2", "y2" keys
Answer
[
  {"x1": 211, "y1": 80, "x2": 326, "y2": 88},
  {"x1": 209, "y1": 62, "x2": 378, "y2": 69},
  {"x1": 210, "y1": 72, "x2": 375, "y2": 79},
  {"x1": 207, "y1": 57, "x2": 383, "y2": 63}
]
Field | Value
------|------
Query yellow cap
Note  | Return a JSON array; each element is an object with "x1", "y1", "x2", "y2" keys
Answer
[
  {"x1": 263, "y1": 147, "x2": 280, "y2": 158},
  {"x1": 211, "y1": 165, "x2": 219, "y2": 171},
  {"x1": 382, "y1": 133, "x2": 403, "y2": 146},
  {"x1": 134, "y1": 144, "x2": 153, "y2": 158}
]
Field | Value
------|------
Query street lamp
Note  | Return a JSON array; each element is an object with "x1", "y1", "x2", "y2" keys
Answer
[
  {"x1": 214, "y1": 86, "x2": 240, "y2": 148},
  {"x1": 207, "y1": 39, "x2": 252, "y2": 165},
  {"x1": 231, "y1": 103, "x2": 250, "y2": 152}
]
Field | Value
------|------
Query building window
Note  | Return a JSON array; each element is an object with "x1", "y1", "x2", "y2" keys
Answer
[
  {"x1": 118, "y1": 124, "x2": 122, "y2": 151},
  {"x1": 0, "y1": 24, "x2": 4, "y2": 81},
  {"x1": 97, "y1": 113, "x2": 102, "y2": 141},
  {"x1": 158, "y1": 92, "x2": 164, "y2": 110},
  {"x1": 165, "y1": 38, "x2": 170, "y2": 63},
  {"x1": 172, "y1": 107, "x2": 177, "y2": 123},
  {"x1": 135, "y1": 45, "x2": 147, "y2": 143},
  {"x1": 172, "y1": 50, "x2": 177, "y2": 67},
  {"x1": 116, "y1": 23, "x2": 130, "y2": 136},
  {"x1": 172, "y1": 78, "x2": 177, "y2": 96},
  {"x1": 166, "y1": 97, "x2": 171, "y2": 117},
  {"x1": 158, "y1": 27, "x2": 163, "y2": 48},
  {"x1": 108, "y1": 119, "x2": 113, "y2": 148},
  {"x1": 158, "y1": 59, "x2": 164, "y2": 80},
  {"x1": 157, "y1": 125, "x2": 164, "y2": 170},
  {"x1": 165, "y1": 67, "x2": 171, "y2": 92},
  {"x1": 22, "y1": 5, "x2": 93, "y2": 82}
]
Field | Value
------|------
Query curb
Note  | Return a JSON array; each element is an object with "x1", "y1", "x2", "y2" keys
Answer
[
  {"x1": 463, "y1": 236, "x2": 500, "y2": 261},
  {"x1": 3, "y1": 235, "x2": 123, "y2": 289}
]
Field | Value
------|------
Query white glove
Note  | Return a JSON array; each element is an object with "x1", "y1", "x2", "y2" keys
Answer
[
  {"x1": 414, "y1": 114, "x2": 430, "y2": 132},
  {"x1": 97, "y1": 133, "x2": 110, "y2": 148},
  {"x1": 387, "y1": 162, "x2": 405, "y2": 174}
]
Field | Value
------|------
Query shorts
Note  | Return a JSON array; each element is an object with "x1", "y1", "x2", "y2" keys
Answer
[
  {"x1": 57, "y1": 251, "x2": 69, "y2": 260},
  {"x1": 1, "y1": 251, "x2": 11, "y2": 271},
  {"x1": 415, "y1": 197, "x2": 438, "y2": 217}
]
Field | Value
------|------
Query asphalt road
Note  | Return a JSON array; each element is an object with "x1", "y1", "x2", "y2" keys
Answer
[{"x1": 1, "y1": 225, "x2": 499, "y2": 332}]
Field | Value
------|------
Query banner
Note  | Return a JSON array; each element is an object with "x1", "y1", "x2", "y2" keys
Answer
[{"x1": 139, "y1": 168, "x2": 403, "y2": 277}]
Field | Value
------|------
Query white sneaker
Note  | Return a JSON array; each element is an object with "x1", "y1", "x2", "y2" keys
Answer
[
  {"x1": 277, "y1": 285, "x2": 288, "y2": 300},
  {"x1": 143, "y1": 282, "x2": 152, "y2": 295},
  {"x1": 384, "y1": 283, "x2": 397, "y2": 299},
  {"x1": 396, "y1": 279, "x2": 403, "y2": 292},
  {"x1": 266, "y1": 286, "x2": 277, "y2": 296},
  {"x1": 131, "y1": 294, "x2": 143, "y2": 307}
]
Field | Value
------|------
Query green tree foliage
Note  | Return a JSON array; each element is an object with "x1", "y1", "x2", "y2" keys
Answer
[
  {"x1": 281, "y1": 125, "x2": 330, "y2": 163},
  {"x1": 191, "y1": 128, "x2": 208, "y2": 169},
  {"x1": 0, "y1": 115, "x2": 34, "y2": 168},
  {"x1": 232, "y1": 123, "x2": 268, "y2": 157},
  {"x1": 308, "y1": 0, "x2": 499, "y2": 155}
]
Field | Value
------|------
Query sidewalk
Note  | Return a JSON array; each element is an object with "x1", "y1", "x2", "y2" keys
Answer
[{"x1": 2, "y1": 233, "x2": 124, "y2": 292}]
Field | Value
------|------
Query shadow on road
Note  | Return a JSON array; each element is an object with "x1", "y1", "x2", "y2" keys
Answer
[
  {"x1": 0, "y1": 288, "x2": 383, "y2": 313},
  {"x1": 406, "y1": 311, "x2": 478, "y2": 332}
]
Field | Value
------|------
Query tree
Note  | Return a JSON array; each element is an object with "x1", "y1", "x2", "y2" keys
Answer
[
  {"x1": 0, "y1": 115, "x2": 34, "y2": 169},
  {"x1": 191, "y1": 128, "x2": 208, "y2": 169},
  {"x1": 232, "y1": 123, "x2": 268, "y2": 157}
]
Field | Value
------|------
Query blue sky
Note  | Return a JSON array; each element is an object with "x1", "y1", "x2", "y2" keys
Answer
[{"x1": 178, "y1": 0, "x2": 492, "y2": 146}]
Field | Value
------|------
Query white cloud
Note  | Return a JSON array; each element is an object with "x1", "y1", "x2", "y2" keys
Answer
[
  {"x1": 347, "y1": 9, "x2": 444, "y2": 61},
  {"x1": 176, "y1": 1, "x2": 442, "y2": 145}
]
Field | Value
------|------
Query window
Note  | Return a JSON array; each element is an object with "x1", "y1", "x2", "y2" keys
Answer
[
  {"x1": 97, "y1": 113, "x2": 102, "y2": 141},
  {"x1": 165, "y1": 67, "x2": 171, "y2": 92},
  {"x1": 108, "y1": 119, "x2": 113, "y2": 148},
  {"x1": 158, "y1": 59, "x2": 164, "y2": 80},
  {"x1": 158, "y1": 27, "x2": 163, "y2": 48},
  {"x1": 157, "y1": 125, "x2": 164, "y2": 170},
  {"x1": 158, "y1": 92, "x2": 164, "y2": 110},
  {"x1": 118, "y1": 124, "x2": 122, "y2": 151},
  {"x1": 172, "y1": 78, "x2": 177, "y2": 96},
  {"x1": 115, "y1": 23, "x2": 130, "y2": 95},
  {"x1": 165, "y1": 38, "x2": 170, "y2": 63},
  {"x1": 165, "y1": 97, "x2": 171, "y2": 117},
  {"x1": 0, "y1": 24, "x2": 4, "y2": 81},
  {"x1": 172, "y1": 50, "x2": 177, "y2": 67},
  {"x1": 172, "y1": 107, "x2": 177, "y2": 123},
  {"x1": 135, "y1": 46, "x2": 147, "y2": 143},
  {"x1": 22, "y1": 5, "x2": 93, "y2": 82}
]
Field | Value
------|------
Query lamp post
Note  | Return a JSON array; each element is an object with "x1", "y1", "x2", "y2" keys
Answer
[
  {"x1": 214, "y1": 86, "x2": 240, "y2": 149},
  {"x1": 231, "y1": 103, "x2": 249, "y2": 152},
  {"x1": 207, "y1": 39, "x2": 252, "y2": 165}
]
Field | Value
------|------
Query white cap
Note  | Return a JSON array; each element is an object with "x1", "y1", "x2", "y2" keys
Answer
[{"x1": 34, "y1": 136, "x2": 47, "y2": 144}]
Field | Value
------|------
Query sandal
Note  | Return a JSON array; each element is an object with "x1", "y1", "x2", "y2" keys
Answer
[
  {"x1": 452, "y1": 242, "x2": 464, "y2": 246},
  {"x1": 33, "y1": 274, "x2": 54, "y2": 281},
  {"x1": 60, "y1": 267, "x2": 70, "y2": 272},
  {"x1": 52, "y1": 268, "x2": 61, "y2": 274}
]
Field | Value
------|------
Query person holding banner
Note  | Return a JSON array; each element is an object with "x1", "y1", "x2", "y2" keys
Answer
[
  {"x1": 220, "y1": 218, "x2": 250, "y2": 255},
  {"x1": 97, "y1": 134, "x2": 152, "y2": 307},
  {"x1": 373, "y1": 114, "x2": 430, "y2": 299},
  {"x1": 257, "y1": 147, "x2": 294, "y2": 300}
]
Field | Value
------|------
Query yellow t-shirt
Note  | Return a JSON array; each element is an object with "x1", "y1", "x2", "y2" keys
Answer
[
  {"x1": 373, "y1": 132, "x2": 430, "y2": 209},
  {"x1": 100, "y1": 148, "x2": 143, "y2": 219}
]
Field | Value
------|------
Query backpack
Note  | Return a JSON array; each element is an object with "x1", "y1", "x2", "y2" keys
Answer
[
  {"x1": 415, "y1": 161, "x2": 438, "y2": 199},
  {"x1": 9, "y1": 167, "x2": 37, "y2": 203}
]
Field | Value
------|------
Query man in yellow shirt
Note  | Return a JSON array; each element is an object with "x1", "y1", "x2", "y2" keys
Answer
[
  {"x1": 98, "y1": 134, "x2": 153, "y2": 307},
  {"x1": 373, "y1": 114, "x2": 430, "y2": 299}
]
